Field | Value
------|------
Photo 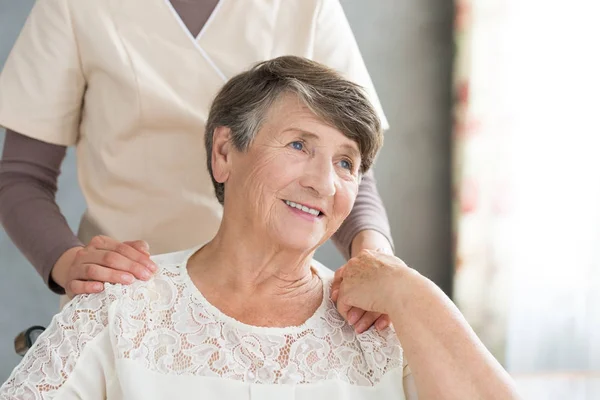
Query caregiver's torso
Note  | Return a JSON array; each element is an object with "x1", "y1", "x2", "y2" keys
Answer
[{"x1": 72, "y1": 0, "x2": 332, "y2": 253}]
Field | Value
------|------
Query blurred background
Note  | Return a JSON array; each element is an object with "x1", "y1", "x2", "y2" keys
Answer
[{"x1": 1, "y1": 0, "x2": 599, "y2": 398}]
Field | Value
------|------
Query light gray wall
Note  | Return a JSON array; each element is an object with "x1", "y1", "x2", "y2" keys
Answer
[{"x1": 0, "y1": 0, "x2": 454, "y2": 380}]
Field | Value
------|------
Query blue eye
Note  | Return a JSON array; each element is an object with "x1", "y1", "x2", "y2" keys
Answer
[
  {"x1": 339, "y1": 159, "x2": 353, "y2": 170},
  {"x1": 290, "y1": 141, "x2": 304, "y2": 151}
]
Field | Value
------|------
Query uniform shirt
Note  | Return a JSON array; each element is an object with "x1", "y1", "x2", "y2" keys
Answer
[{"x1": 0, "y1": 0, "x2": 391, "y2": 289}]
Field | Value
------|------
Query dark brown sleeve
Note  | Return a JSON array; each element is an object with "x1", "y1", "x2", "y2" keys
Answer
[
  {"x1": 0, "y1": 130, "x2": 82, "y2": 294},
  {"x1": 331, "y1": 168, "x2": 394, "y2": 260}
]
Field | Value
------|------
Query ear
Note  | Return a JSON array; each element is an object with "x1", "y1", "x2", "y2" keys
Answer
[{"x1": 211, "y1": 126, "x2": 233, "y2": 183}]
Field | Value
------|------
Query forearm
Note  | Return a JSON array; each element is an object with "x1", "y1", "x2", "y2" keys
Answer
[
  {"x1": 0, "y1": 130, "x2": 82, "y2": 293},
  {"x1": 350, "y1": 229, "x2": 393, "y2": 257},
  {"x1": 332, "y1": 168, "x2": 394, "y2": 259},
  {"x1": 389, "y1": 273, "x2": 520, "y2": 400},
  {"x1": 0, "y1": 172, "x2": 83, "y2": 293}
]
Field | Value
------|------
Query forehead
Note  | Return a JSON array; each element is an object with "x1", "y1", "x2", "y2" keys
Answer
[{"x1": 262, "y1": 94, "x2": 360, "y2": 152}]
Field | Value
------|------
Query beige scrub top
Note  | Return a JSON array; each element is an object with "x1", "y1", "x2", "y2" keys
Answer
[{"x1": 0, "y1": 0, "x2": 389, "y2": 255}]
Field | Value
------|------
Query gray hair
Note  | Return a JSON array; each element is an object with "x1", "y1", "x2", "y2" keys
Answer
[{"x1": 205, "y1": 55, "x2": 383, "y2": 205}]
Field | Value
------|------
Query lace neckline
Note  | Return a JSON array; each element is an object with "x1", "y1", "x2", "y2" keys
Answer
[{"x1": 178, "y1": 250, "x2": 331, "y2": 335}]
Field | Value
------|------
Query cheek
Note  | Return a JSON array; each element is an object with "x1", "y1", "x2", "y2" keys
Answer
[
  {"x1": 333, "y1": 181, "x2": 359, "y2": 219},
  {"x1": 241, "y1": 152, "x2": 296, "y2": 199}
]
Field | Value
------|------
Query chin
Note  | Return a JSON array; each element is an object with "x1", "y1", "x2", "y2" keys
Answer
[{"x1": 274, "y1": 228, "x2": 325, "y2": 253}]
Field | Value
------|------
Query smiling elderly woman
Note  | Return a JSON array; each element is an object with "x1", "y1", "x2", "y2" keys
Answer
[{"x1": 0, "y1": 56, "x2": 519, "y2": 400}]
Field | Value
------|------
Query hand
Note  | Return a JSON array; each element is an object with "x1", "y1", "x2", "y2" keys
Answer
[
  {"x1": 331, "y1": 230, "x2": 394, "y2": 334},
  {"x1": 51, "y1": 235, "x2": 158, "y2": 297},
  {"x1": 331, "y1": 249, "x2": 412, "y2": 332}
]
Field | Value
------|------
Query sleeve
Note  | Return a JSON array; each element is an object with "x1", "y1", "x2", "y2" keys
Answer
[
  {"x1": 0, "y1": 291, "x2": 114, "y2": 399},
  {"x1": 312, "y1": 0, "x2": 389, "y2": 130},
  {"x1": 0, "y1": 0, "x2": 86, "y2": 146},
  {"x1": 331, "y1": 168, "x2": 394, "y2": 259},
  {"x1": 0, "y1": 130, "x2": 83, "y2": 294}
]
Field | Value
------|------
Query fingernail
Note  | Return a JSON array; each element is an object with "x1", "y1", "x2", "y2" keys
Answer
[
  {"x1": 93, "y1": 283, "x2": 104, "y2": 292},
  {"x1": 376, "y1": 320, "x2": 387, "y2": 331},
  {"x1": 348, "y1": 311, "x2": 360, "y2": 326},
  {"x1": 145, "y1": 261, "x2": 157, "y2": 272},
  {"x1": 141, "y1": 270, "x2": 152, "y2": 280},
  {"x1": 122, "y1": 274, "x2": 135, "y2": 284},
  {"x1": 355, "y1": 323, "x2": 367, "y2": 334}
]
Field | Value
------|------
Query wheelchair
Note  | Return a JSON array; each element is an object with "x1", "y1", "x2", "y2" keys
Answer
[{"x1": 14, "y1": 326, "x2": 46, "y2": 356}]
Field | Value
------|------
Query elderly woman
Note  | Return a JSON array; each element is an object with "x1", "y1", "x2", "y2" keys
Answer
[{"x1": 0, "y1": 56, "x2": 519, "y2": 400}]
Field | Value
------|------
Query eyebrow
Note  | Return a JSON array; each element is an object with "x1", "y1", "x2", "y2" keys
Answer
[{"x1": 284, "y1": 128, "x2": 361, "y2": 159}]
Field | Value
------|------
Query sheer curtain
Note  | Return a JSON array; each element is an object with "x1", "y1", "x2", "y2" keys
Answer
[
  {"x1": 452, "y1": 0, "x2": 512, "y2": 362},
  {"x1": 453, "y1": 0, "x2": 600, "y2": 396}
]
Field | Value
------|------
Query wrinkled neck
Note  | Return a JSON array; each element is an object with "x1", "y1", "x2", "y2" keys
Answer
[{"x1": 187, "y1": 214, "x2": 320, "y2": 298}]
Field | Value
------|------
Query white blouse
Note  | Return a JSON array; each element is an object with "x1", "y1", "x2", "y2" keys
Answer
[{"x1": 0, "y1": 248, "x2": 413, "y2": 399}]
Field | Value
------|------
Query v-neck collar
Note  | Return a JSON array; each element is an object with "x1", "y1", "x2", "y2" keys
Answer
[
  {"x1": 159, "y1": 0, "x2": 228, "y2": 82},
  {"x1": 164, "y1": 0, "x2": 224, "y2": 41}
]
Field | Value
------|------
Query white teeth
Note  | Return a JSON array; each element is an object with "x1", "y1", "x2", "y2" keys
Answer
[{"x1": 285, "y1": 200, "x2": 321, "y2": 216}]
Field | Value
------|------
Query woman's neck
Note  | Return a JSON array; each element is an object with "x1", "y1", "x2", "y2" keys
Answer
[
  {"x1": 187, "y1": 218, "x2": 320, "y2": 299},
  {"x1": 186, "y1": 219, "x2": 324, "y2": 328}
]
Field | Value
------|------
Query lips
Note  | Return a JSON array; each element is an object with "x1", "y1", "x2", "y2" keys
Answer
[{"x1": 283, "y1": 200, "x2": 325, "y2": 217}]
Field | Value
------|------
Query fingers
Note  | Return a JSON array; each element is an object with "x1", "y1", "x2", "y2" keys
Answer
[
  {"x1": 331, "y1": 265, "x2": 345, "y2": 288},
  {"x1": 356, "y1": 311, "x2": 385, "y2": 333},
  {"x1": 77, "y1": 249, "x2": 153, "y2": 282},
  {"x1": 79, "y1": 261, "x2": 139, "y2": 285},
  {"x1": 62, "y1": 236, "x2": 158, "y2": 296},
  {"x1": 346, "y1": 309, "x2": 379, "y2": 334},
  {"x1": 67, "y1": 279, "x2": 105, "y2": 296},
  {"x1": 98, "y1": 237, "x2": 156, "y2": 271},
  {"x1": 88, "y1": 236, "x2": 156, "y2": 274},
  {"x1": 374, "y1": 314, "x2": 391, "y2": 331},
  {"x1": 343, "y1": 308, "x2": 390, "y2": 334},
  {"x1": 336, "y1": 299, "x2": 353, "y2": 322},
  {"x1": 330, "y1": 265, "x2": 345, "y2": 301},
  {"x1": 330, "y1": 288, "x2": 339, "y2": 302},
  {"x1": 346, "y1": 307, "x2": 365, "y2": 326},
  {"x1": 113, "y1": 242, "x2": 157, "y2": 272},
  {"x1": 123, "y1": 240, "x2": 150, "y2": 256}
]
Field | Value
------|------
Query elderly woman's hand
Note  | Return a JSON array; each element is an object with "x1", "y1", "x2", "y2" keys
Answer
[
  {"x1": 332, "y1": 230, "x2": 395, "y2": 333},
  {"x1": 330, "y1": 250, "x2": 414, "y2": 333}
]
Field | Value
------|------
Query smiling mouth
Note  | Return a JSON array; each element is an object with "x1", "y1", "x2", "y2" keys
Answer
[{"x1": 283, "y1": 200, "x2": 324, "y2": 217}]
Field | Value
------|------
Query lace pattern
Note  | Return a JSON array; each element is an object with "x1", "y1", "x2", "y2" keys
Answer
[
  {"x1": 0, "y1": 254, "x2": 403, "y2": 400},
  {"x1": 112, "y1": 262, "x2": 403, "y2": 385},
  {"x1": 0, "y1": 291, "x2": 115, "y2": 399}
]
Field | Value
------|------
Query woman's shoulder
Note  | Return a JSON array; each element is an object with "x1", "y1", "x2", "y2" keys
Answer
[
  {"x1": 150, "y1": 246, "x2": 199, "y2": 268},
  {"x1": 311, "y1": 258, "x2": 335, "y2": 278},
  {"x1": 95, "y1": 247, "x2": 198, "y2": 314}
]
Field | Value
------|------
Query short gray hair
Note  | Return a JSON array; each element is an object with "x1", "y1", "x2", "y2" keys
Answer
[{"x1": 205, "y1": 55, "x2": 383, "y2": 205}]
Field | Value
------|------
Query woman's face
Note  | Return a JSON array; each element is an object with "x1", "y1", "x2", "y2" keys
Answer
[{"x1": 216, "y1": 94, "x2": 361, "y2": 252}]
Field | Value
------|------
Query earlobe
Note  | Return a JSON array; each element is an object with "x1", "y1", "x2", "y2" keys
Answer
[{"x1": 211, "y1": 126, "x2": 232, "y2": 183}]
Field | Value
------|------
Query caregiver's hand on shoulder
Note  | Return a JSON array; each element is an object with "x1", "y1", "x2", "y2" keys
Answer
[
  {"x1": 331, "y1": 249, "x2": 414, "y2": 333},
  {"x1": 51, "y1": 235, "x2": 158, "y2": 297}
]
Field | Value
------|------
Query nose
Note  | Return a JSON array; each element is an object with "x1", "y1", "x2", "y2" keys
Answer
[{"x1": 299, "y1": 155, "x2": 336, "y2": 198}]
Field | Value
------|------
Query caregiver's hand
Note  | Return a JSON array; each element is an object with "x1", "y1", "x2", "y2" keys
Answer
[
  {"x1": 330, "y1": 249, "x2": 413, "y2": 333},
  {"x1": 51, "y1": 235, "x2": 158, "y2": 297}
]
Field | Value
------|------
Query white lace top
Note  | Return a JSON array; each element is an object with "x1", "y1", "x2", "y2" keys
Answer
[{"x1": 1, "y1": 248, "x2": 413, "y2": 400}]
